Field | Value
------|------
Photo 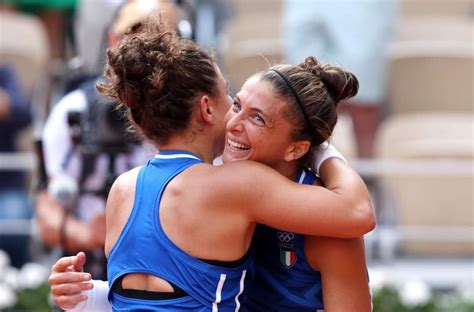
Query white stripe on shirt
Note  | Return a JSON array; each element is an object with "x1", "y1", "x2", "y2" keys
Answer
[
  {"x1": 212, "y1": 274, "x2": 227, "y2": 312},
  {"x1": 298, "y1": 170, "x2": 306, "y2": 184},
  {"x1": 234, "y1": 270, "x2": 247, "y2": 312},
  {"x1": 154, "y1": 154, "x2": 201, "y2": 161}
]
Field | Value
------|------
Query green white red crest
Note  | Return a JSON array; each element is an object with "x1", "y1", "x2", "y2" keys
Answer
[{"x1": 280, "y1": 249, "x2": 297, "y2": 268}]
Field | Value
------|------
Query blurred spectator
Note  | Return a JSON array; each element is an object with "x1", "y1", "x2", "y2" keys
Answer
[
  {"x1": 0, "y1": 0, "x2": 77, "y2": 60},
  {"x1": 0, "y1": 0, "x2": 78, "y2": 117},
  {"x1": 70, "y1": 0, "x2": 183, "y2": 80},
  {"x1": 0, "y1": 64, "x2": 32, "y2": 268},
  {"x1": 73, "y1": 0, "x2": 125, "y2": 76},
  {"x1": 283, "y1": 0, "x2": 397, "y2": 158},
  {"x1": 193, "y1": 0, "x2": 230, "y2": 47},
  {"x1": 35, "y1": 0, "x2": 177, "y2": 279}
]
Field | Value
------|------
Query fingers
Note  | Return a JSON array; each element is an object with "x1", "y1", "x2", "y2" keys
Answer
[
  {"x1": 49, "y1": 254, "x2": 92, "y2": 310},
  {"x1": 49, "y1": 271, "x2": 91, "y2": 286},
  {"x1": 51, "y1": 255, "x2": 80, "y2": 273},
  {"x1": 73, "y1": 251, "x2": 86, "y2": 272},
  {"x1": 53, "y1": 294, "x2": 88, "y2": 310},
  {"x1": 52, "y1": 252, "x2": 88, "y2": 274},
  {"x1": 51, "y1": 280, "x2": 93, "y2": 297}
]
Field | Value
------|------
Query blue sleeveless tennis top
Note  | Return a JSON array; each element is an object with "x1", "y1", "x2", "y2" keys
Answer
[
  {"x1": 242, "y1": 168, "x2": 324, "y2": 312},
  {"x1": 107, "y1": 150, "x2": 253, "y2": 311}
]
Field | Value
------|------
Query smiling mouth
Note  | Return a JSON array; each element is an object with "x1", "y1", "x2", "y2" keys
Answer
[{"x1": 227, "y1": 139, "x2": 251, "y2": 151}]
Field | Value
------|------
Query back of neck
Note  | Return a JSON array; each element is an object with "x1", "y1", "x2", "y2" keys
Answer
[{"x1": 158, "y1": 139, "x2": 214, "y2": 164}]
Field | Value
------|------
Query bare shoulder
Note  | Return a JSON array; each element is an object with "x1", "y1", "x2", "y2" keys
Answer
[
  {"x1": 201, "y1": 160, "x2": 284, "y2": 187},
  {"x1": 105, "y1": 166, "x2": 142, "y2": 256},
  {"x1": 107, "y1": 166, "x2": 142, "y2": 206},
  {"x1": 185, "y1": 161, "x2": 291, "y2": 209},
  {"x1": 112, "y1": 166, "x2": 142, "y2": 190},
  {"x1": 180, "y1": 161, "x2": 275, "y2": 186},
  {"x1": 213, "y1": 160, "x2": 285, "y2": 183}
]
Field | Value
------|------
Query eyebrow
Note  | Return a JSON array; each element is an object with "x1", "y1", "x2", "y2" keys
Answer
[{"x1": 235, "y1": 96, "x2": 271, "y2": 120}]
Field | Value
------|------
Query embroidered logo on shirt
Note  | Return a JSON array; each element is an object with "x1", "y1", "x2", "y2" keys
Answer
[
  {"x1": 279, "y1": 244, "x2": 297, "y2": 268},
  {"x1": 277, "y1": 232, "x2": 296, "y2": 268},
  {"x1": 277, "y1": 231, "x2": 294, "y2": 242}
]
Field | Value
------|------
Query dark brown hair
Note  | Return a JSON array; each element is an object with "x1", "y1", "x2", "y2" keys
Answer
[
  {"x1": 98, "y1": 19, "x2": 218, "y2": 145},
  {"x1": 260, "y1": 56, "x2": 359, "y2": 146}
]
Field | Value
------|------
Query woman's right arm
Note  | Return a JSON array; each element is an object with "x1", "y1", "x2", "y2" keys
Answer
[{"x1": 211, "y1": 158, "x2": 374, "y2": 238}]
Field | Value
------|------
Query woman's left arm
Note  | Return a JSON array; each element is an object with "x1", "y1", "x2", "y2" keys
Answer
[{"x1": 305, "y1": 236, "x2": 372, "y2": 312}]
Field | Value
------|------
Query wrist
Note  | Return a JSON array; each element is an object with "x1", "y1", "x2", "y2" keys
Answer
[{"x1": 312, "y1": 142, "x2": 347, "y2": 175}]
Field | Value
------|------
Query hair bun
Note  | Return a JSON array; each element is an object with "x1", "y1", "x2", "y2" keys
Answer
[
  {"x1": 320, "y1": 65, "x2": 359, "y2": 103},
  {"x1": 302, "y1": 56, "x2": 359, "y2": 103},
  {"x1": 302, "y1": 56, "x2": 323, "y2": 78}
]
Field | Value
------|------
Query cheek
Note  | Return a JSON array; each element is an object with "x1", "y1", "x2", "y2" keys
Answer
[
  {"x1": 224, "y1": 109, "x2": 232, "y2": 123},
  {"x1": 254, "y1": 129, "x2": 292, "y2": 156},
  {"x1": 248, "y1": 128, "x2": 272, "y2": 155},
  {"x1": 224, "y1": 109, "x2": 233, "y2": 125}
]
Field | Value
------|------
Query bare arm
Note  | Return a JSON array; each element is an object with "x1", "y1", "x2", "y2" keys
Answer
[
  {"x1": 305, "y1": 236, "x2": 372, "y2": 311},
  {"x1": 211, "y1": 158, "x2": 374, "y2": 238},
  {"x1": 36, "y1": 191, "x2": 105, "y2": 253},
  {"x1": 38, "y1": 96, "x2": 105, "y2": 253}
]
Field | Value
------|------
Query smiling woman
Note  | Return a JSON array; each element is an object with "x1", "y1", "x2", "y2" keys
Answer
[
  {"x1": 224, "y1": 57, "x2": 358, "y2": 180},
  {"x1": 222, "y1": 58, "x2": 371, "y2": 311},
  {"x1": 224, "y1": 77, "x2": 299, "y2": 174}
]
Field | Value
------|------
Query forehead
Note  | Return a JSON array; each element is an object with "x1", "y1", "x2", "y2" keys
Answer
[{"x1": 238, "y1": 76, "x2": 287, "y2": 115}]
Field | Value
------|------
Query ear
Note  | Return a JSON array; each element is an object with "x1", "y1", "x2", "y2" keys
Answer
[
  {"x1": 198, "y1": 95, "x2": 215, "y2": 124},
  {"x1": 283, "y1": 140, "x2": 311, "y2": 162}
]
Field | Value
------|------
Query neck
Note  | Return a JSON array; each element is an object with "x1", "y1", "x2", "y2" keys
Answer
[
  {"x1": 158, "y1": 130, "x2": 217, "y2": 164},
  {"x1": 273, "y1": 161, "x2": 300, "y2": 182}
]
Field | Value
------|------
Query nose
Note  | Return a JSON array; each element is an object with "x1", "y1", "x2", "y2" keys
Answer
[{"x1": 225, "y1": 110, "x2": 244, "y2": 133}]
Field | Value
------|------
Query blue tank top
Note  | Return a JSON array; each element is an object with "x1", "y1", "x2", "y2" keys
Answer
[
  {"x1": 242, "y1": 168, "x2": 324, "y2": 312},
  {"x1": 107, "y1": 150, "x2": 253, "y2": 311}
]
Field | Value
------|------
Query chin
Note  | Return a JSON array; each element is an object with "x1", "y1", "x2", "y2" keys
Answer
[
  {"x1": 222, "y1": 151, "x2": 239, "y2": 164},
  {"x1": 222, "y1": 148, "x2": 251, "y2": 164},
  {"x1": 222, "y1": 153, "x2": 231, "y2": 164}
]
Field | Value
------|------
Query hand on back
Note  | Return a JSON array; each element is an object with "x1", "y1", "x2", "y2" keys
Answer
[{"x1": 49, "y1": 252, "x2": 93, "y2": 310}]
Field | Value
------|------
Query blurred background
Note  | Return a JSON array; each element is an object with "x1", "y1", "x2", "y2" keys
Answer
[{"x1": 0, "y1": 0, "x2": 472, "y2": 311}]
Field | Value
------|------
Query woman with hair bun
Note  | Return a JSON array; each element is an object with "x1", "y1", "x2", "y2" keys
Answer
[
  {"x1": 49, "y1": 19, "x2": 373, "y2": 311},
  {"x1": 234, "y1": 57, "x2": 371, "y2": 311}
]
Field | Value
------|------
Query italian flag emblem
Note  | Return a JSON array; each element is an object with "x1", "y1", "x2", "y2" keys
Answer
[{"x1": 280, "y1": 249, "x2": 297, "y2": 268}]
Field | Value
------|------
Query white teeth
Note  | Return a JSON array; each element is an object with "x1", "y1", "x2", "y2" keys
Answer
[{"x1": 228, "y1": 139, "x2": 251, "y2": 151}]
